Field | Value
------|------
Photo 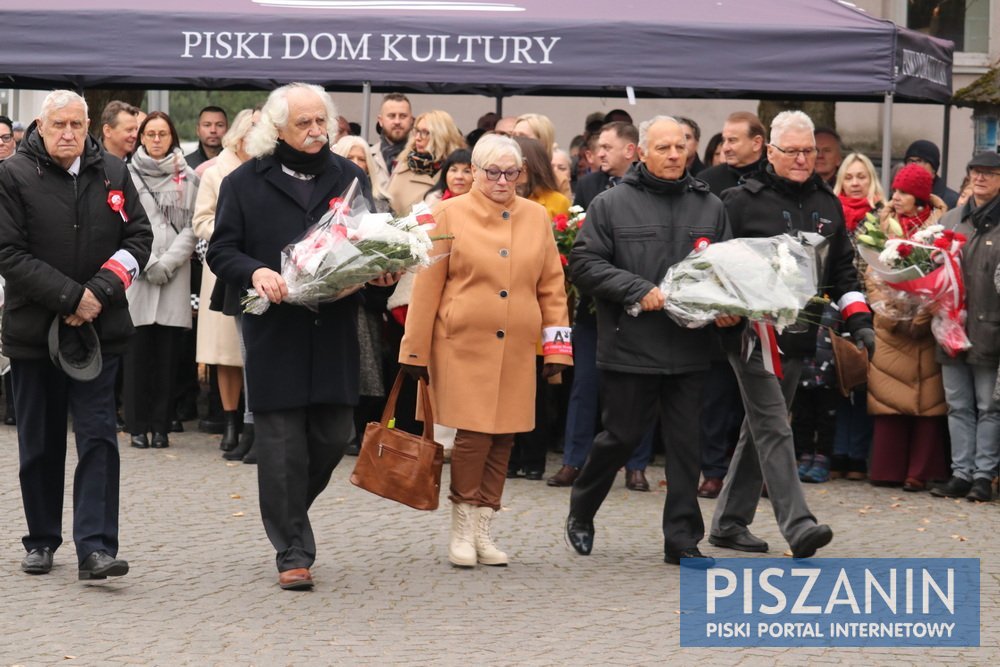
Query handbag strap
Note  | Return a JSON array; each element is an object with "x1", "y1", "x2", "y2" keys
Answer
[{"x1": 380, "y1": 370, "x2": 435, "y2": 442}]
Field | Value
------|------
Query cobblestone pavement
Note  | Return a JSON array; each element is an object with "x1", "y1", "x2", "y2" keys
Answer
[{"x1": 0, "y1": 423, "x2": 996, "y2": 666}]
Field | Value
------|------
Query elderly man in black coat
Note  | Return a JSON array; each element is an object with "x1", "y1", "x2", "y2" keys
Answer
[
  {"x1": 0, "y1": 90, "x2": 152, "y2": 581},
  {"x1": 208, "y1": 83, "x2": 396, "y2": 591}
]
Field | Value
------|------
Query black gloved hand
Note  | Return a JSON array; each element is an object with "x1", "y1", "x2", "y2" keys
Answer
[
  {"x1": 400, "y1": 363, "x2": 430, "y2": 385},
  {"x1": 541, "y1": 362, "x2": 568, "y2": 379},
  {"x1": 853, "y1": 327, "x2": 876, "y2": 360}
]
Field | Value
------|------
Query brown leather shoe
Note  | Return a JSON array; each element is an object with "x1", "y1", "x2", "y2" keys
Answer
[
  {"x1": 697, "y1": 477, "x2": 724, "y2": 499},
  {"x1": 278, "y1": 568, "x2": 313, "y2": 590},
  {"x1": 546, "y1": 465, "x2": 579, "y2": 487},
  {"x1": 625, "y1": 469, "x2": 650, "y2": 492}
]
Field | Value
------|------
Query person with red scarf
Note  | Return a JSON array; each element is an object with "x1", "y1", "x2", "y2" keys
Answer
[
  {"x1": 883, "y1": 163, "x2": 947, "y2": 236},
  {"x1": 830, "y1": 152, "x2": 885, "y2": 480},
  {"x1": 834, "y1": 152, "x2": 884, "y2": 232}
]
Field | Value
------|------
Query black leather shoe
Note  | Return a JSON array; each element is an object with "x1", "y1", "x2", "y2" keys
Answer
[
  {"x1": 223, "y1": 423, "x2": 254, "y2": 461},
  {"x1": 21, "y1": 547, "x2": 54, "y2": 574},
  {"x1": 709, "y1": 531, "x2": 769, "y2": 553},
  {"x1": 523, "y1": 469, "x2": 544, "y2": 481},
  {"x1": 151, "y1": 433, "x2": 169, "y2": 449},
  {"x1": 665, "y1": 547, "x2": 716, "y2": 568},
  {"x1": 790, "y1": 524, "x2": 834, "y2": 559},
  {"x1": 242, "y1": 441, "x2": 258, "y2": 464},
  {"x1": 130, "y1": 434, "x2": 149, "y2": 449},
  {"x1": 198, "y1": 416, "x2": 225, "y2": 434},
  {"x1": 625, "y1": 469, "x2": 650, "y2": 492},
  {"x1": 115, "y1": 414, "x2": 126, "y2": 432},
  {"x1": 169, "y1": 419, "x2": 184, "y2": 433},
  {"x1": 967, "y1": 478, "x2": 994, "y2": 502},
  {"x1": 506, "y1": 468, "x2": 522, "y2": 479},
  {"x1": 78, "y1": 551, "x2": 129, "y2": 580},
  {"x1": 4, "y1": 415, "x2": 15, "y2": 426},
  {"x1": 566, "y1": 515, "x2": 594, "y2": 555},
  {"x1": 930, "y1": 476, "x2": 972, "y2": 499}
]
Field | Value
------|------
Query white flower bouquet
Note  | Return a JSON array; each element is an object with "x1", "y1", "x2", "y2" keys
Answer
[
  {"x1": 627, "y1": 233, "x2": 819, "y2": 331},
  {"x1": 243, "y1": 178, "x2": 444, "y2": 315}
]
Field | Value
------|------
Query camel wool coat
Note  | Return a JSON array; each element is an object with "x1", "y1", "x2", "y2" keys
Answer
[
  {"x1": 866, "y1": 277, "x2": 946, "y2": 416},
  {"x1": 400, "y1": 188, "x2": 572, "y2": 434}
]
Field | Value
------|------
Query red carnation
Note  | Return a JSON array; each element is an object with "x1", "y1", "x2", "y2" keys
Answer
[
  {"x1": 933, "y1": 237, "x2": 951, "y2": 250},
  {"x1": 560, "y1": 254, "x2": 569, "y2": 266},
  {"x1": 897, "y1": 243, "x2": 913, "y2": 258},
  {"x1": 553, "y1": 214, "x2": 569, "y2": 232},
  {"x1": 417, "y1": 213, "x2": 435, "y2": 226},
  {"x1": 577, "y1": 218, "x2": 585, "y2": 229}
]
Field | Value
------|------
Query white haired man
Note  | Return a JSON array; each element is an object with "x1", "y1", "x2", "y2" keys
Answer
[
  {"x1": 0, "y1": 90, "x2": 152, "y2": 581},
  {"x1": 709, "y1": 110, "x2": 875, "y2": 559},
  {"x1": 208, "y1": 83, "x2": 398, "y2": 591},
  {"x1": 566, "y1": 116, "x2": 737, "y2": 566}
]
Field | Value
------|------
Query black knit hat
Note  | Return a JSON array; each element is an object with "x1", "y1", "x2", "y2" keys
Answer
[{"x1": 904, "y1": 140, "x2": 941, "y2": 173}]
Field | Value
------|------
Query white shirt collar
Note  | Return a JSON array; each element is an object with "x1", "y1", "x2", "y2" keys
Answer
[
  {"x1": 66, "y1": 156, "x2": 81, "y2": 176},
  {"x1": 281, "y1": 165, "x2": 315, "y2": 181}
]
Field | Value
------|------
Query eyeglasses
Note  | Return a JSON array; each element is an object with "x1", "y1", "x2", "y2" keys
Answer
[
  {"x1": 413, "y1": 128, "x2": 431, "y2": 138},
  {"x1": 0, "y1": 134, "x2": 13, "y2": 143},
  {"x1": 143, "y1": 131, "x2": 170, "y2": 141},
  {"x1": 481, "y1": 166, "x2": 522, "y2": 182},
  {"x1": 969, "y1": 168, "x2": 1000, "y2": 179},
  {"x1": 770, "y1": 144, "x2": 816, "y2": 159}
]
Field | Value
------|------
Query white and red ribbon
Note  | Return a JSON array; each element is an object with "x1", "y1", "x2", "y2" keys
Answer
[
  {"x1": 541, "y1": 326, "x2": 573, "y2": 356},
  {"x1": 101, "y1": 249, "x2": 140, "y2": 289},
  {"x1": 751, "y1": 320, "x2": 783, "y2": 379}
]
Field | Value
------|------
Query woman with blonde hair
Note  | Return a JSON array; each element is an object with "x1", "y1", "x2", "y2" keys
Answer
[
  {"x1": 194, "y1": 108, "x2": 258, "y2": 459},
  {"x1": 399, "y1": 134, "x2": 572, "y2": 567},
  {"x1": 386, "y1": 110, "x2": 465, "y2": 216},
  {"x1": 513, "y1": 112, "x2": 556, "y2": 159},
  {"x1": 833, "y1": 152, "x2": 885, "y2": 233}
]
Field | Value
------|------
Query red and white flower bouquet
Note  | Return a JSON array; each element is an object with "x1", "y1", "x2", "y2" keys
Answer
[{"x1": 855, "y1": 213, "x2": 970, "y2": 356}]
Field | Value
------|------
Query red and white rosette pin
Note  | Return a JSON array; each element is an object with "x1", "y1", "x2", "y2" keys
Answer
[
  {"x1": 694, "y1": 236, "x2": 711, "y2": 252},
  {"x1": 107, "y1": 190, "x2": 129, "y2": 223}
]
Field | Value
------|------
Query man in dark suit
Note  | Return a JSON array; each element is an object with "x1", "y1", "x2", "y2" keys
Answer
[{"x1": 209, "y1": 83, "x2": 398, "y2": 591}]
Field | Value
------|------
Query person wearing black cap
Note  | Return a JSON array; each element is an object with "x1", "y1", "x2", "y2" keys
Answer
[
  {"x1": 903, "y1": 139, "x2": 959, "y2": 209},
  {"x1": 931, "y1": 151, "x2": 1000, "y2": 502},
  {"x1": 0, "y1": 90, "x2": 152, "y2": 581}
]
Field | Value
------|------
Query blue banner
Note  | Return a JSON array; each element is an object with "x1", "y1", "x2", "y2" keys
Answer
[{"x1": 679, "y1": 558, "x2": 979, "y2": 647}]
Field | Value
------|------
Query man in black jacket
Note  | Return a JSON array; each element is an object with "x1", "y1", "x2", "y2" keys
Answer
[
  {"x1": 709, "y1": 110, "x2": 875, "y2": 559},
  {"x1": 209, "y1": 83, "x2": 396, "y2": 591},
  {"x1": 0, "y1": 90, "x2": 152, "y2": 581},
  {"x1": 566, "y1": 116, "x2": 737, "y2": 566},
  {"x1": 697, "y1": 111, "x2": 768, "y2": 197}
]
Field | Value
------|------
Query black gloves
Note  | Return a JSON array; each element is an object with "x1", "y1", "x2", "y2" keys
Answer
[{"x1": 400, "y1": 363, "x2": 430, "y2": 385}]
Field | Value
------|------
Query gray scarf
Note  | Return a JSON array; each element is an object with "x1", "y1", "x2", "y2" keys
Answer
[{"x1": 129, "y1": 147, "x2": 198, "y2": 232}]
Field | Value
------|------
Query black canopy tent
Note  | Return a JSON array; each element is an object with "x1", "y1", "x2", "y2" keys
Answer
[{"x1": 0, "y1": 0, "x2": 954, "y2": 189}]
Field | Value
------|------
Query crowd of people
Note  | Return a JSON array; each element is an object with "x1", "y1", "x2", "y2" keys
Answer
[{"x1": 0, "y1": 84, "x2": 997, "y2": 589}]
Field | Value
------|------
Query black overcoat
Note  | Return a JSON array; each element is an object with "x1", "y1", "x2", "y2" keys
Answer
[{"x1": 207, "y1": 152, "x2": 369, "y2": 412}]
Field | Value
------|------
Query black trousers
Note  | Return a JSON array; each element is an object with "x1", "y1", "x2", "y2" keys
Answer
[
  {"x1": 699, "y1": 360, "x2": 744, "y2": 479},
  {"x1": 123, "y1": 324, "x2": 182, "y2": 435},
  {"x1": 254, "y1": 404, "x2": 353, "y2": 571},
  {"x1": 12, "y1": 355, "x2": 121, "y2": 564},
  {"x1": 570, "y1": 370, "x2": 706, "y2": 554}
]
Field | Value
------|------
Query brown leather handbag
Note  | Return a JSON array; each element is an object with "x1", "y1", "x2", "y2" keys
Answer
[
  {"x1": 828, "y1": 327, "x2": 869, "y2": 398},
  {"x1": 350, "y1": 371, "x2": 444, "y2": 511}
]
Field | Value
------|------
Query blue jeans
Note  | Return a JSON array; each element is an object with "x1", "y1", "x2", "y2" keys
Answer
[
  {"x1": 941, "y1": 361, "x2": 1000, "y2": 481},
  {"x1": 833, "y1": 389, "x2": 872, "y2": 462},
  {"x1": 561, "y1": 316, "x2": 653, "y2": 471}
]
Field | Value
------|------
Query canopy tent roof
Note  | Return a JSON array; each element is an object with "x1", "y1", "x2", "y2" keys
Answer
[{"x1": 0, "y1": 0, "x2": 953, "y2": 103}]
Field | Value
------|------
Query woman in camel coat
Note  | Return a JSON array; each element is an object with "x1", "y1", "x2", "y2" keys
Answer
[
  {"x1": 399, "y1": 135, "x2": 572, "y2": 568},
  {"x1": 866, "y1": 187, "x2": 950, "y2": 491}
]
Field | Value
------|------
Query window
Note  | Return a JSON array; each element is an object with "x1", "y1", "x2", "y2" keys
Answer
[{"x1": 906, "y1": 0, "x2": 989, "y2": 53}]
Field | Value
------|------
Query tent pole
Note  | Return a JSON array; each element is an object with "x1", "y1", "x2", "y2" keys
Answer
[
  {"x1": 881, "y1": 92, "x2": 893, "y2": 196},
  {"x1": 495, "y1": 94, "x2": 503, "y2": 117},
  {"x1": 361, "y1": 81, "x2": 372, "y2": 142},
  {"x1": 941, "y1": 103, "x2": 951, "y2": 186}
]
